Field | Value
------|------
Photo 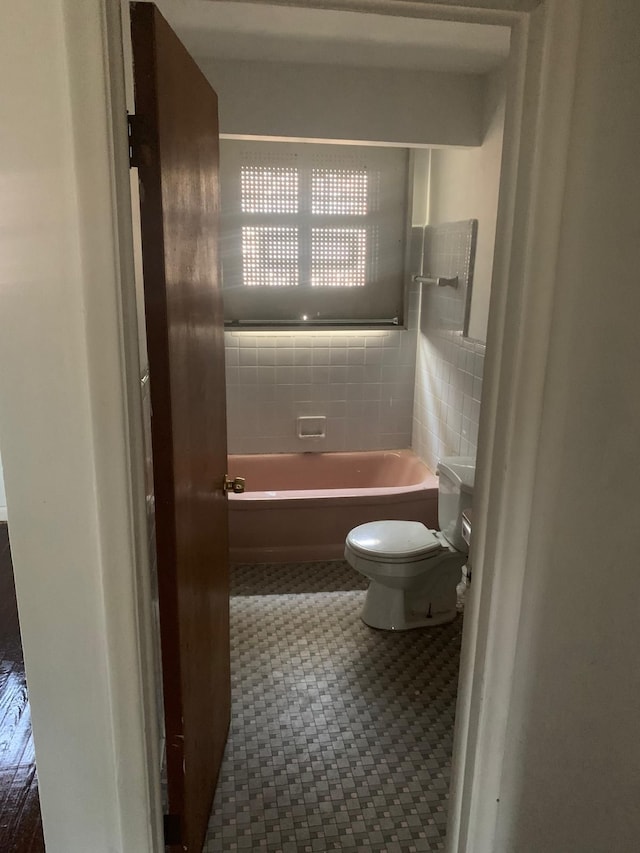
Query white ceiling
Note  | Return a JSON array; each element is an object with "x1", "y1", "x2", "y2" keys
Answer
[{"x1": 157, "y1": 1, "x2": 510, "y2": 74}]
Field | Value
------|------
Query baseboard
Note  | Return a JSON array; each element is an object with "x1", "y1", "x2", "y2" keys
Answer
[{"x1": 230, "y1": 543, "x2": 344, "y2": 564}]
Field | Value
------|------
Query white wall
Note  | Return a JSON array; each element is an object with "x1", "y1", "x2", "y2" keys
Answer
[
  {"x1": 0, "y1": 2, "x2": 160, "y2": 851},
  {"x1": 428, "y1": 67, "x2": 505, "y2": 341},
  {"x1": 199, "y1": 58, "x2": 484, "y2": 147},
  {"x1": 408, "y1": 69, "x2": 503, "y2": 471},
  {"x1": 490, "y1": 2, "x2": 640, "y2": 849}
]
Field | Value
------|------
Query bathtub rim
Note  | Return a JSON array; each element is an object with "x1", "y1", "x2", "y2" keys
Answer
[
  {"x1": 227, "y1": 448, "x2": 438, "y2": 504},
  {"x1": 229, "y1": 483, "x2": 438, "y2": 508}
]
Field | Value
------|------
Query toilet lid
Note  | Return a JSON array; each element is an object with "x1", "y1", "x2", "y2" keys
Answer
[{"x1": 346, "y1": 520, "x2": 442, "y2": 562}]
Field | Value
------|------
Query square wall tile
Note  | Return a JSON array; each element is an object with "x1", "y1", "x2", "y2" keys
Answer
[
  {"x1": 412, "y1": 220, "x2": 485, "y2": 470},
  {"x1": 225, "y1": 326, "x2": 417, "y2": 453}
]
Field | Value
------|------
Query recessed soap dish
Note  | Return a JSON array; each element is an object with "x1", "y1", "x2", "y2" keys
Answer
[{"x1": 297, "y1": 416, "x2": 326, "y2": 439}]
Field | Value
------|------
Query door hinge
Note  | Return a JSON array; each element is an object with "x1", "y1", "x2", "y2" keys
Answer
[
  {"x1": 127, "y1": 112, "x2": 143, "y2": 168},
  {"x1": 163, "y1": 813, "x2": 182, "y2": 847}
]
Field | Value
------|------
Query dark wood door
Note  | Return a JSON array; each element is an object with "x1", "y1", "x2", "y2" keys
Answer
[{"x1": 130, "y1": 5, "x2": 230, "y2": 850}]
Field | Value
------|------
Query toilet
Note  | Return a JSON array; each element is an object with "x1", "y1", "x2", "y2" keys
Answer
[{"x1": 344, "y1": 456, "x2": 475, "y2": 630}]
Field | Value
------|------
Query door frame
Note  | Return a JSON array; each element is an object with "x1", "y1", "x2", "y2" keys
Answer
[
  {"x1": 0, "y1": 1, "x2": 163, "y2": 851},
  {"x1": 0, "y1": 0, "x2": 582, "y2": 851},
  {"x1": 196, "y1": 4, "x2": 584, "y2": 850}
]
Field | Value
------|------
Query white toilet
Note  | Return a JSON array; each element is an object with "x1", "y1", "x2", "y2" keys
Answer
[{"x1": 344, "y1": 457, "x2": 475, "y2": 630}]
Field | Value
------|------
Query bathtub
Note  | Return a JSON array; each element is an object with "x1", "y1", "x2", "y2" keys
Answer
[{"x1": 227, "y1": 449, "x2": 438, "y2": 563}]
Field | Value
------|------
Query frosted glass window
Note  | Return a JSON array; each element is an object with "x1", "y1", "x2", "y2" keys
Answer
[
  {"x1": 242, "y1": 227, "x2": 299, "y2": 287},
  {"x1": 311, "y1": 228, "x2": 366, "y2": 287},
  {"x1": 241, "y1": 166, "x2": 298, "y2": 214},
  {"x1": 312, "y1": 169, "x2": 368, "y2": 215},
  {"x1": 220, "y1": 140, "x2": 408, "y2": 325}
]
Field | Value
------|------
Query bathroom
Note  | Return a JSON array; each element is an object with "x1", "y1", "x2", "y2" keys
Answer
[
  {"x1": 3, "y1": 3, "x2": 639, "y2": 851},
  {"x1": 0, "y1": 3, "x2": 505, "y2": 851},
  {"x1": 155, "y1": 1, "x2": 507, "y2": 849}
]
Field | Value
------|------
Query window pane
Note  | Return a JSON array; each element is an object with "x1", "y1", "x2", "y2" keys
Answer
[
  {"x1": 311, "y1": 228, "x2": 366, "y2": 287},
  {"x1": 311, "y1": 169, "x2": 368, "y2": 215},
  {"x1": 241, "y1": 166, "x2": 298, "y2": 214},
  {"x1": 242, "y1": 227, "x2": 299, "y2": 287}
]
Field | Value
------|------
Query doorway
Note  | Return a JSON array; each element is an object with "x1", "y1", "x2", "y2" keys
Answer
[
  {"x1": 0, "y1": 1, "x2": 586, "y2": 850},
  {"x1": 148, "y1": 2, "x2": 507, "y2": 849}
]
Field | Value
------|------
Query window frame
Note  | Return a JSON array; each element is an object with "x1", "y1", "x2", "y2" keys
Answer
[{"x1": 219, "y1": 140, "x2": 410, "y2": 330}]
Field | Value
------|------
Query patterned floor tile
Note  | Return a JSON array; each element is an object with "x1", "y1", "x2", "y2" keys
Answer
[
  {"x1": 207, "y1": 563, "x2": 461, "y2": 852},
  {"x1": 231, "y1": 560, "x2": 368, "y2": 596}
]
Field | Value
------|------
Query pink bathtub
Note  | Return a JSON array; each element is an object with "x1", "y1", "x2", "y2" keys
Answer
[{"x1": 227, "y1": 449, "x2": 438, "y2": 563}]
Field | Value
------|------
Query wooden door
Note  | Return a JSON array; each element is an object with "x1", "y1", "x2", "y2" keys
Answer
[{"x1": 130, "y1": 5, "x2": 230, "y2": 850}]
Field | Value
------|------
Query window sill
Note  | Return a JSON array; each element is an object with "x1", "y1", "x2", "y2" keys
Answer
[{"x1": 224, "y1": 319, "x2": 403, "y2": 332}]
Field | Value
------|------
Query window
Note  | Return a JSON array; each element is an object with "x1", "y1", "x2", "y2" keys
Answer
[{"x1": 219, "y1": 141, "x2": 409, "y2": 327}]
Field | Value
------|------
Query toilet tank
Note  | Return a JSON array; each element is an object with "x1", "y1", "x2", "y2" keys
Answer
[{"x1": 437, "y1": 456, "x2": 475, "y2": 551}]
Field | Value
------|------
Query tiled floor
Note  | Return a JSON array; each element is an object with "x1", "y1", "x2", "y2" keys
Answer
[
  {"x1": 230, "y1": 560, "x2": 368, "y2": 596},
  {"x1": 206, "y1": 561, "x2": 462, "y2": 852}
]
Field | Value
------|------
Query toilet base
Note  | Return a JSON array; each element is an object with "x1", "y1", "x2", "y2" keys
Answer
[{"x1": 360, "y1": 581, "x2": 458, "y2": 631}]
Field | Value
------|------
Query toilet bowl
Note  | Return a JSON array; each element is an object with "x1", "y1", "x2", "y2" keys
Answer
[{"x1": 344, "y1": 457, "x2": 475, "y2": 631}]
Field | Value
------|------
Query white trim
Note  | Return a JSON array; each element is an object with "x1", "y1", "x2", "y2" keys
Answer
[
  {"x1": 102, "y1": 1, "x2": 165, "y2": 848},
  {"x1": 447, "y1": 1, "x2": 583, "y2": 849},
  {"x1": 63, "y1": 2, "x2": 162, "y2": 846},
  {"x1": 53, "y1": 1, "x2": 162, "y2": 848},
  {"x1": 443, "y1": 10, "x2": 534, "y2": 845},
  {"x1": 225, "y1": 0, "x2": 533, "y2": 26},
  {"x1": 0, "y1": 1, "x2": 162, "y2": 850}
]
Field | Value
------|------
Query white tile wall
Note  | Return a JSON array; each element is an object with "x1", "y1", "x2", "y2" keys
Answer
[
  {"x1": 225, "y1": 276, "x2": 421, "y2": 454},
  {"x1": 412, "y1": 221, "x2": 485, "y2": 471}
]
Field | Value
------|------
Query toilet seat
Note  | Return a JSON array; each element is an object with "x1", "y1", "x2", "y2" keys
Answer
[{"x1": 345, "y1": 520, "x2": 443, "y2": 563}]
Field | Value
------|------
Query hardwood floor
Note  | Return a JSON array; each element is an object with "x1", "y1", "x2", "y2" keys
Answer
[{"x1": 0, "y1": 524, "x2": 45, "y2": 851}]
